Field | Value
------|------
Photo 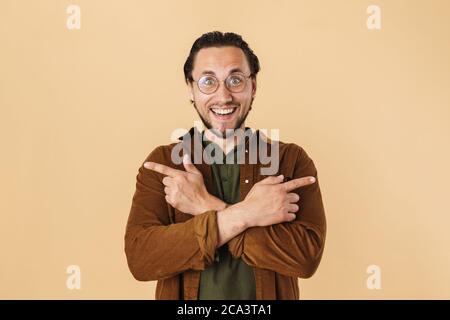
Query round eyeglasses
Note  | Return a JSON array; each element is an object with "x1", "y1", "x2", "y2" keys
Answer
[{"x1": 193, "y1": 73, "x2": 252, "y2": 95}]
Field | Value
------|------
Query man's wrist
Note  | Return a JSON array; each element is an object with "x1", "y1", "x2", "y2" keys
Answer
[
  {"x1": 225, "y1": 201, "x2": 254, "y2": 229},
  {"x1": 216, "y1": 203, "x2": 250, "y2": 247},
  {"x1": 202, "y1": 193, "x2": 227, "y2": 212},
  {"x1": 200, "y1": 194, "x2": 254, "y2": 230}
]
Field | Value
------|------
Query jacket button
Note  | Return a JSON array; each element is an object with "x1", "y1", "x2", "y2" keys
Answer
[{"x1": 245, "y1": 179, "x2": 249, "y2": 183}]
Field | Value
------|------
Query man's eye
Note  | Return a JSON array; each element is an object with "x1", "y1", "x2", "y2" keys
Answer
[
  {"x1": 228, "y1": 77, "x2": 242, "y2": 86},
  {"x1": 201, "y1": 77, "x2": 215, "y2": 86}
]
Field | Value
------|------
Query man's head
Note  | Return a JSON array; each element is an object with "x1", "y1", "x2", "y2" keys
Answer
[{"x1": 183, "y1": 32, "x2": 260, "y2": 137}]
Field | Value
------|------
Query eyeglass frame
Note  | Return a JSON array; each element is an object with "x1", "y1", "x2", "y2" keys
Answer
[{"x1": 191, "y1": 72, "x2": 254, "y2": 95}]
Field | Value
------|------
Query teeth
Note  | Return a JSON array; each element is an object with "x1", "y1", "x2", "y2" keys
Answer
[{"x1": 212, "y1": 108, "x2": 234, "y2": 115}]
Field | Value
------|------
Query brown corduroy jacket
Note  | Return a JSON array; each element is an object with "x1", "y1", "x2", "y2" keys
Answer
[{"x1": 124, "y1": 127, "x2": 326, "y2": 299}]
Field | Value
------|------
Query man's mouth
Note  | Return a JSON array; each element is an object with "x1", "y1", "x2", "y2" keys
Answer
[{"x1": 210, "y1": 107, "x2": 238, "y2": 120}]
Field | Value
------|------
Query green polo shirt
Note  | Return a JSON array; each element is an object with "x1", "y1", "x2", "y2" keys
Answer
[{"x1": 198, "y1": 137, "x2": 256, "y2": 300}]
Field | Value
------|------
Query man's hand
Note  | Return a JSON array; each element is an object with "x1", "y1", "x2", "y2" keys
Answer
[
  {"x1": 143, "y1": 155, "x2": 226, "y2": 215},
  {"x1": 214, "y1": 174, "x2": 316, "y2": 247},
  {"x1": 237, "y1": 174, "x2": 316, "y2": 228}
]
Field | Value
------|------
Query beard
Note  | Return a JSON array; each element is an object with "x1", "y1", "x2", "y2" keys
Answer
[{"x1": 192, "y1": 98, "x2": 254, "y2": 139}]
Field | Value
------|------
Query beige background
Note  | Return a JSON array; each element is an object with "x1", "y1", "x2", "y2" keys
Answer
[{"x1": 1, "y1": 0, "x2": 449, "y2": 299}]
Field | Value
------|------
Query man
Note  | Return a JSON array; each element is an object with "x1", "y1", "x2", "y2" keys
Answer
[{"x1": 124, "y1": 31, "x2": 326, "y2": 300}]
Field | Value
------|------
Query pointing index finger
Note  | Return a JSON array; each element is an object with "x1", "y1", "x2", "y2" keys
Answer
[
  {"x1": 144, "y1": 162, "x2": 184, "y2": 177},
  {"x1": 282, "y1": 176, "x2": 316, "y2": 192}
]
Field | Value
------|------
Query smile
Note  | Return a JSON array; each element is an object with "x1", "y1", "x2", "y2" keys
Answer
[{"x1": 211, "y1": 107, "x2": 237, "y2": 116}]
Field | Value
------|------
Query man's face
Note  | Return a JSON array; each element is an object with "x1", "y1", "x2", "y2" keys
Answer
[{"x1": 188, "y1": 46, "x2": 256, "y2": 137}]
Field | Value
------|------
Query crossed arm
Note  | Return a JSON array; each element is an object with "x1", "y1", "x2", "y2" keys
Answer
[
  {"x1": 143, "y1": 154, "x2": 316, "y2": 248},
  {"x1": 125, "y1": 146, "x2": 326, "y2": 280}
]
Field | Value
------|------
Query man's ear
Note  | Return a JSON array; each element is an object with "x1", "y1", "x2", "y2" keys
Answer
[
  {"x1": 187, "y1": 83, "x2": 194, "y2": 103},
  {"x1": 251, "y1": 78, "x2": 257, "y2": 98}
]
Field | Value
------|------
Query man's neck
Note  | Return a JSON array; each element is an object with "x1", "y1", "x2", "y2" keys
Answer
[{"x1": 203, "y1": 125, "x2": 246, "y2": 155}]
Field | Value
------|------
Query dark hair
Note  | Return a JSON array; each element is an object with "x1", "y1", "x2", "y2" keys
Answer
[{"x1": 183, "y1": 31, "x2": 260, "y2": 84}]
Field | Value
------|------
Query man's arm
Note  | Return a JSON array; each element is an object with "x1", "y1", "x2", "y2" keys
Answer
[
  {"x1": 227, "y1": 146, "x2": 326, "y2": 278},
  {"x1": 214, "y1": 174, "x2": 314, "y2": 248},
  {"x1": 124, "y1": 146, "x2": 220, "y2": 281},
  {"x1": 130, "y1": 145, "x2": 323, "y2": 280},
  {"x1": 143, "y1": 159, "x2": 311, "y2": 250}
]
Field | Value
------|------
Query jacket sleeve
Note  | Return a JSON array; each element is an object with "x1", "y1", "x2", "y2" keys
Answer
[
  {"x1": 124, "y1": 146, "x2": 219, "y2": 281},
  {"x1": 227, "y1": 145, "x2": 326, "y2": 278}
]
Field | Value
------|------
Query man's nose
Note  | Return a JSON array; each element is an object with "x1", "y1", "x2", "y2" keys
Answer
[{"x1": 214, "y1": 81, "x2": 233, "y2": 103}]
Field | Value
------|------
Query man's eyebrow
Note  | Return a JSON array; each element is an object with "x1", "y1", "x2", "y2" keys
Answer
[
  {"x1": 229, "y1": 67, "x2": 245, "y2": 74},
  {"x1": 200, "y1": 68, "x2": 246, "y2": 76},
  {"x1": 200, "y1": 70, "x2": 216, "y2": 75}
]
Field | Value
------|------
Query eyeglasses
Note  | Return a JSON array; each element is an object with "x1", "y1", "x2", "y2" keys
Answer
[{"x1": 192, "y1": 73, "x2": 252, "y2": 95}]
